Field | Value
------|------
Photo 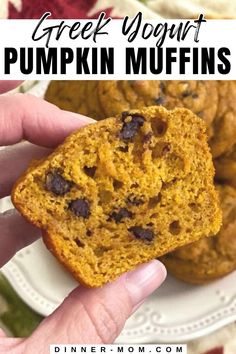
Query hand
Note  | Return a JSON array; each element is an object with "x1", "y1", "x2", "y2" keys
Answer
[{"x1": 0, "y1": 82, "x2": 167, "y2": 353}]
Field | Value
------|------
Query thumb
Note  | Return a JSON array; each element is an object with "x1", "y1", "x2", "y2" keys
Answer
[{"x1": 21, "y1": 261, "x2": 166, "y2": 351}]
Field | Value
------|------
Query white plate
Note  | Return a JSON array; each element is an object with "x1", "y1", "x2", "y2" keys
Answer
[
  {"x1": 2, "y1": 236, "x2": 236, "y2": 343},
  {"x1": 2, "y1": 81, "x2": 236, "y2": 343}
]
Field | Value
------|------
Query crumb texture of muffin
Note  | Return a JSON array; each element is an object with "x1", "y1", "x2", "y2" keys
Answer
[
  {"x1": 12, "y1": 106, "x2": 221, "y2": 287},
  {"x1": 161, "y1": 185, "x2": 236, "y2": 284}
]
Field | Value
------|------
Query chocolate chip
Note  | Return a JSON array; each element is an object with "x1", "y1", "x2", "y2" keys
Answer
[
  {"x1": 75, "y1": 238, "x2": 84, "y2": 247},
  {"x1": 182, "y1": 91, "x2": 191, "y2": 98},
  {"x1": 155, "y1": 96, "x2": 165, "y2": 105},
  {"x1": 129, "y1": 226, "x2": 154, "y2": 242},
  {"x1": 109, "y1": 208, "x2": 133, "y2": 223},
  {"x1": 83, "y1": 166, "x2": 96, "y2": 178},
  {"x1": 192, "y1": 93, "x2": 199, "y2": 99},
  {"x1": 113, "y1": 179, "x2": 123, "y2": 190},
  {"x1": 147, "y1": 222, "x2": 154, "y2": 227},
  {"x1": 45, "y1": 171, "x2": 72, "y2": 196},
  {"x1": 126, "y1": 195, "x2": 144, "y2": 206},
  {"x1": 120, "y1": 115, "x2": 145, "y2": 141},
  {"x1": 86, "y1": 230, "x2": 92, "y2": 237},
  {"x1": 69, "y1": 198, "x2": 90, "y2": 218},
  {"x1": 148, "y1": 194, "x2": 161, "y2": 208}
]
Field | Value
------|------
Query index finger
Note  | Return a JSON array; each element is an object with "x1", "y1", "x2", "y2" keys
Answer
[
  {"x1": 0, "y1": 93, "x2": 94, "y2": 147},
  {"x1": 0, "y1": 81, "x2": 23, "y2": 94}
]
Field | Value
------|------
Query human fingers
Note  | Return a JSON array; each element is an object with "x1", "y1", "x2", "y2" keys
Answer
[
  {"x1": 0, "y1": 141, "x2": 51, "y2": 198},
  {"x1": 20, "y1": 261, "x2": 166, "y2": 352},
  {"x1": 0, "y1": 93, "x2": 94, "y2": 147},
  {"x1": 0, "y1": 81, "x2": 23, "y2": 94},
  {"x1": 0, "y1": 209, "x2": 40, "y2": 267}
]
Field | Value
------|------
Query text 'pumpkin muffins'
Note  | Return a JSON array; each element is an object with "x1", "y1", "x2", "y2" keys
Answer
[{"x1": 12, "y1": 106, "x2": 221, "y2": 287}]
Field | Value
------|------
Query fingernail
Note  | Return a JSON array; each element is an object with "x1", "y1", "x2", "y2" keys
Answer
[{"x1": 125, "y1": 260, "x2": 166, "y2": 307}]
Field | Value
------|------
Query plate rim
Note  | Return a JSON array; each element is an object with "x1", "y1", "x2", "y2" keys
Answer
[{"x1": 3, "y1": 257, "x2": 236, "y2": 343}]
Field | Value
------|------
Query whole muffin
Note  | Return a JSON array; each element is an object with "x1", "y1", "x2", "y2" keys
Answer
[
  {"x1": 209, "y1": 81, "x2": 236, "y2": 158},
  {"x1": 161, "y1": 185, "x2": 236, "y2": 284}
]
